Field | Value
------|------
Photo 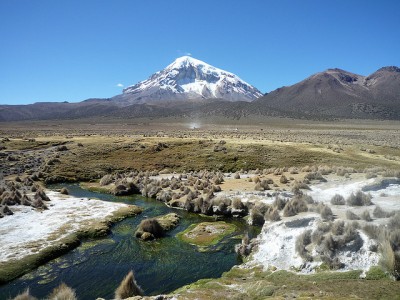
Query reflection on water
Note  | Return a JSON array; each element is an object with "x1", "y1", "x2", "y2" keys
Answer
[{"x1": 0, "y1": 184, "x2": 259, "y2": 300}]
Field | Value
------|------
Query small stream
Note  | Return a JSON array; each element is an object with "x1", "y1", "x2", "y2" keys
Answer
[{"x1": 0, "y1": 184, "x2": 259, "y2": 299}]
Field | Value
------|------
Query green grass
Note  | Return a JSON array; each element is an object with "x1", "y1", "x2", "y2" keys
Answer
[{"x1": 170, "y1": 266, "x2": 400, "y2": 300}]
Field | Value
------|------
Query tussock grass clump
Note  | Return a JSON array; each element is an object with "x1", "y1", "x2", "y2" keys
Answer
[
  {"x1": 363, "y1": 224, "x2": 382, "y2": 240},
  {"x1": 250, "y1": 207, "x2": 265, "y2": 226},
  {"x1": 390, "y1": 229, "x2": 400, "y2": 250},
  {"x1": 255, "y1": 179, "x2": 270, "y2": 191},
  {"x1": 279, "y1": 175, "x2": 288, "y2": 184},
  {"x1": 291, "y1": 181, "x2": 310, "y2": 194},
  {"x1": 235, "y1": 233, "x2": 252, "y2": 258},
  {"x1": 360, "y1": 213, "x2": 400, "y2": 279},
  {"x1": 231, "y1": 197, "x2": 244, "y2": 210},
  {"x1": 318, "y1": 204, "x2": 334, "y2": 221},
  {"x1": 380, "y1": 240, "x2": 400, "y2": 280},
  {"x1": 115, "y1": 270, "x2": 143, "y2": 299},
  {"x1": 48, "y1": 283, "x2": 76, "y2": 300},
  {"x1": 283, "y1": 197, "x2": 308, "y2": 217},
  {"x1": 388, "y1": 212, "x2": 400, "y2": 230},
  {"x1": 11, "y1": 289, "x2": 37, "y2": 300},
  {"x1": 346, "y1": 191, "x2": 373, "y2": 206},
  {"x1": 311, "y1": 229, "x2": 325, "y2": 245},
  {"x1": 373, "y1": 205, "x2": 394, "y2": 218},
  {"x1": 100, "y1": 174, "x2": 113, "y2": 186},
  {"x1": 330, "y1": 194, "x2": 345, "y2": 205},
  {"x1": 265, "y1": 207, "x2": 281, "y2": 222},
  {"x1": 382, "y1": 169, "x2": 400, "y2": 178},
  {"x1": 304, "y1": 172, "x2": 327, "y2": 182},
  {"x1": 295, "y1": 229, "x2": 312, "y2": 261},
  {"x1": 346, "y1": 210, "x2": 360, "y2": 220},
  {"x1": 136, "y1": 218, "x2": 164, "y2": 239},
  {"x1": 60, "y1": 187, "x2": 69, "y2": 195},
  {"x1": 302, "y1": 194, "x2": 314, "y2": 204},
  {"x1": 310, "y1": 219, "x2": 361, "y2": 270},
  {"x1": 361, "y1": 210, "x2": 373, "y2": 222},
  {"x1": 331, "y1": 220, "x2": 345, "y2": 235}
]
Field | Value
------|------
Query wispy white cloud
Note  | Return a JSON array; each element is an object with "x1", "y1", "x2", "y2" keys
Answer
[
  {"x1": 177, "y1": 50, "x2": 192, "y2": 56},
  {"x1": 116, "y1": 83, "x2": 124, "y2": 87}
]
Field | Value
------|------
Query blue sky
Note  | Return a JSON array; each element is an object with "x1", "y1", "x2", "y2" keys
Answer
[{"x1": 1, "y1": 0, "x2": 399, "y2": 105}]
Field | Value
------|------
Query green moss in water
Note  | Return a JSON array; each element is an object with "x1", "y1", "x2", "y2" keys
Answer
[{"x1": 177, "y1": 221, "x2": 237, "y2": 250}]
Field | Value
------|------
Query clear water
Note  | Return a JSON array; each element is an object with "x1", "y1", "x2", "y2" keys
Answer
[{"x1": 0, "y1": 184, "x2": 259, "y2": 299}]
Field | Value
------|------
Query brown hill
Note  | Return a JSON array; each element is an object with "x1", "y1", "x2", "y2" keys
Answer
[{"x1": 254, "y1": 66, "x2": 400, "y2": 119}]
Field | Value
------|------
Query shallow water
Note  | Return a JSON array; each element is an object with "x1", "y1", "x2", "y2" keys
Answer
[{"x1": 0, "y1": 184, "x2": 259, "y2": 299}]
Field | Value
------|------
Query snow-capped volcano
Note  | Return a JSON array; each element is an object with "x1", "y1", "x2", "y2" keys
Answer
[{"x1": 116, "y1": 56, "x2": 262, "y2": 104}]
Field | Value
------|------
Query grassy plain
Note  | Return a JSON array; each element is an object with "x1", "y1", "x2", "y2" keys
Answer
[{"x1": 1, "y1": 117, "x2": 400, "y2": 183}]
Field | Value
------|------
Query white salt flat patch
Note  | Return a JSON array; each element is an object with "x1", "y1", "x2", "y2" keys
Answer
[
  {"x1": 245, "y1": 176, "x2": 399, "y2": 273},
  {"x1": 308, "y1": 175, "x2": 376, "y2": 203},
  {"x1": 248, "y1": 217, "x2": 318, "y2": 272},
  {"x1": 0, "y1": 191, "x2": 129, "y2": 263}
]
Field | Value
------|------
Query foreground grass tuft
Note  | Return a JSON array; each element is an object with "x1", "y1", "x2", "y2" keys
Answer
[{"x1": 114, "y1": 270, "x2": 143, "y2": 299}]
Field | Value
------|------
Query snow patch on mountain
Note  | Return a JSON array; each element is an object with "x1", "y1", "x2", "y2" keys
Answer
[{"x1": 120, "y1": 56, "x2": 262, "y2": 104}]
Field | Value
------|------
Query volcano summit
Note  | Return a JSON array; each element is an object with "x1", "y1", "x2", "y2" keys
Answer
[{"x1": 112, "y1": 56, "x2": 263, "y2": 105}]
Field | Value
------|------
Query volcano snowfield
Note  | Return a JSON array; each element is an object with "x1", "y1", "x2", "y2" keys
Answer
[{"x1": 1, "y1": 117, "x2": 400, "y2": 299}]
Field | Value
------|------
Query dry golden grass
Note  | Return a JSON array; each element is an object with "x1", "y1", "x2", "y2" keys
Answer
[{"x1": 1, "y1": 118, "x2": 400, "y2": 182}]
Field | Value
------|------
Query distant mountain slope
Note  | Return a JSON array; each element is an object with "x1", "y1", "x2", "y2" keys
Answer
[
  {"x1": 1, "y1": 65, "x2": 399, "y2": 122},
  {"x1": 255, "y1": 66, "x2": 400, "y2": 119},
  {"x1": 112, "y1": 56, "x2": 263, "y2": 105},
  {"x1": 0, "y1": 99, "x2": 116, "y2": 121}
]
